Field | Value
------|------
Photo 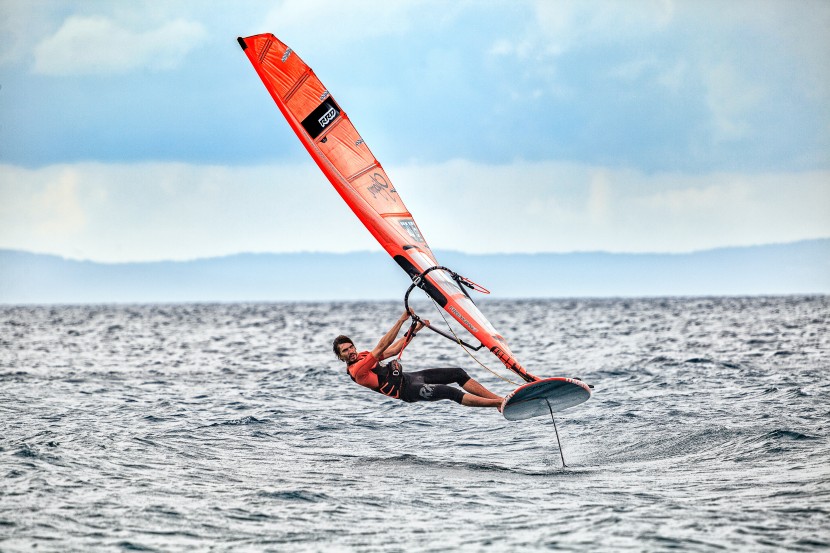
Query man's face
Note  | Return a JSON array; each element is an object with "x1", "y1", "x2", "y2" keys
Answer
[{"x1": 338, "y1": 342, "x2": 357, "y2": 363}]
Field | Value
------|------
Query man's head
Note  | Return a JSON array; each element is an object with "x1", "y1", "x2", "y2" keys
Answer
[{"x1": 333, "y1": 335, "x2": 357, "y2": 363}]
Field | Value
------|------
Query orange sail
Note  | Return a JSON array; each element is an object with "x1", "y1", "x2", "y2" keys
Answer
[{"x1": 238, "y1": 33, "x2": 537, "y2": 383}]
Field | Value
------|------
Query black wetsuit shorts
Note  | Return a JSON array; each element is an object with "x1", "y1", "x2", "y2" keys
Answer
[{"x1": 400, "y1": 367, "x2": 471, "y2": 404}]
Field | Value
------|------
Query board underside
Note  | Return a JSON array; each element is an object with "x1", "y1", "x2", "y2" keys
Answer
[{"x1": 502, "y1": 378, "x2": 591, "y2": 421}]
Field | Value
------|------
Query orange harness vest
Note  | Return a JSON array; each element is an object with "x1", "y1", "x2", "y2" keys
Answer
[{"x1": 347, "y1": 353, "x2": 404, "y2": 399}]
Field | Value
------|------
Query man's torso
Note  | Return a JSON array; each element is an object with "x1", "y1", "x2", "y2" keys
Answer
[{"x1": 347, "y1": 351, "x2": 380, "y2": 389}]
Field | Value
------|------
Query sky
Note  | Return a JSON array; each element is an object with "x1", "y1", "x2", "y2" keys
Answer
[{"x1": 1, "y1": 0, "x2": 828, "y2": 262}]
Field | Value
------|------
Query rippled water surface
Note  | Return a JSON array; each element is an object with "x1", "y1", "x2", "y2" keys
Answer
[{"x1": 1, "y1": 297, "x2": 829, "y2": 552}]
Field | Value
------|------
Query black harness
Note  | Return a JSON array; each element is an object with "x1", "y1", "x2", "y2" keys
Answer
[
  {"x1": 347, "y1": 358, "x2": 405, "y2": 399},
  {"x1": 375, "y1": 359, "x2": 404, "y2": 399}
]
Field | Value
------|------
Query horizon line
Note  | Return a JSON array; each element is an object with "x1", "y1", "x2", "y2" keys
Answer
[{"x1": 1, "y1": 237, "x2": 828, "y2": 265}]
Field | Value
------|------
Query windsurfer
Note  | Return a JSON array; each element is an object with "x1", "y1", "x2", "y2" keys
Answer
[{"x1": 334, "y1": 311, "x2": 503, "y2": 409}]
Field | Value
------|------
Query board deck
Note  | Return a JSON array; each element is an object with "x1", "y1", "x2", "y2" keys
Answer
[{"x1": 501, "y1": 377, "x2": 592, "y2": 421}]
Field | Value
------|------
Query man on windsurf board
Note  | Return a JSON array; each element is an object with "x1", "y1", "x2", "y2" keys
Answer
[{"x1": 334, "y1": 311, "x2": 503, "y2": 409}]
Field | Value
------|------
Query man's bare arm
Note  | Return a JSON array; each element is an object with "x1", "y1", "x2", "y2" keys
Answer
[
  {"x1": 370, "y1": 311, "x2": 411, "y2": 361},
  {"x1": 381, "y1": 320, "x2": 428, "y2": 359}
]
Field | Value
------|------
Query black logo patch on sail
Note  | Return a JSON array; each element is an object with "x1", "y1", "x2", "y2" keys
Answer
[{"x1": 301, "y1": 99, "x2": 341, "y2": 139}]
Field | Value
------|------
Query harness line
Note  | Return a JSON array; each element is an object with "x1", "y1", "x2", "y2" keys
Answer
[{"x1": 427, "y1": 296, "x2": 521, "y2": 387}]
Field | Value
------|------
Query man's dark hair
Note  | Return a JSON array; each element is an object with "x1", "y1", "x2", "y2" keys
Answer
[{"x1": 332, "y1": 335, "x2": 353, "y2": 359}]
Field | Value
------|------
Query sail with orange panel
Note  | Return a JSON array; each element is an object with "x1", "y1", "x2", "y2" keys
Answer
[{"x1": 237, "y1": 34, "x2": 591, "y2": 421}]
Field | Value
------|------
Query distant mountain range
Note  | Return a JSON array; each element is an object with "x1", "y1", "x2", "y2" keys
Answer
[{"x1": 1, "y1": 239, "x2": 828, "y2": 304}]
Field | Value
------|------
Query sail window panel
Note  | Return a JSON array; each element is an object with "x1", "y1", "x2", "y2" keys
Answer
[
  {"x1": 454, "y1": 295, "x2": 500, "y2": 336},
  {"x1": 408, "y1": 248, "x2": 439, "y2": 272},
  {"x1": 385, "y1": 216, "x2": 429, "y2": 246}
]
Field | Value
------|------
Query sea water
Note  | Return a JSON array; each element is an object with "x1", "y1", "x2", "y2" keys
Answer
[{"x1": 1, "y1": 297, "x2": 828, "y2": 552}]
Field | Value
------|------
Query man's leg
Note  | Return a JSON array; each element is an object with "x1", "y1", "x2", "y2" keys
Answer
[
  {"x1": 405, "y1": 368, "x2": 504, "y2": 408},
  {"x1": 461, "y1": 378, "x2": 502, "y2": 400},
  {"x1": 416, "y1": 367, "x2": 502, "y2": 399},
  {"x1": 460, "y1": 394, "x2": 502, "y2": 408}
]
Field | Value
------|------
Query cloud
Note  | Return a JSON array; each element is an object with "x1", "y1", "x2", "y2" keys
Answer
[
  {"x1": 485, "y1": 0, "x2": 674, "y2": 64},
  {"x1": 0, "y1": 165, "x2": 88, "y2": 241},
  {"x1": 3, "y1": 1, "x2": 827, "y2": 176},
  {"x1": 587, "y1": 171, "x2": 611, "y2": 225},
  {"x1": 261, "y1": 0, "x2": 465, "y2": 54},
  {"x1": 32, "y1": 15, "x2": 207, "y2": 75},
  {"x1": 0, "y1": 2, "x2": 55, "y2": 66},
  {"x1": 0, "y1": 165, "x2": 93, "y2": 260},
  {"x1": 533, "y1": 0, "x2": 674, "y2": 51},
  {"x1": 701, "y1": 62, "x2": 765, "y2": 142},
  {"x1": 394, "y1": 160, "x2": 830, "y2": 254},
  {"x1": 32, "y1": 169, "x2": 88, "y2": 235},
  {"x1": 0, "y1": 162, "x2": 376, "y2": 261},
  {"x1": 478, "y1": 0, "x2": 827, "y2": 169},
  {"x1": 1, "y1": 160, "x2": 828, "y2": 261}
]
